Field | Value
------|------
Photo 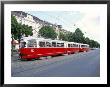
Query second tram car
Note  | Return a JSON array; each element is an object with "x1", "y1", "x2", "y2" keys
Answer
[
  {"x1": 19, "y1": 37, "x2": 90, "y2": 60},
  {"x1": 79, "y1": 44, "x2": 90, "y2": 52}
]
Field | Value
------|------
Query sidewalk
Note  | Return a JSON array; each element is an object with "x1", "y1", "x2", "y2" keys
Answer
[{"x1": 11, "y1": 50, "x2": 20, "y2": 62}]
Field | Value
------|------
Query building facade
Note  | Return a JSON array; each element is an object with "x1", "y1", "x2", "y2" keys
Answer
[{"x1": 11, "y1": 11, "x2": 62, "y2": 39}]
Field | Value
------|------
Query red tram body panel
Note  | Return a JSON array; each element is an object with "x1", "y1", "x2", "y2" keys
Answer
[
  {"x1": 79, "y1": 48, "x2": 89, "y2": 52},
  {"x1": 20, "y1": 48, "x2": 67, "y2": 59},
  {"x1": 66, "y1": 48, "x2": 79, "y2": 54}
]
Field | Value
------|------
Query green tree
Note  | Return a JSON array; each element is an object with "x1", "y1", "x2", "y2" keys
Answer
[
  {"x1": 39, "y1": 26, "x2": 57, "y2": 39},
  {"x1": 11, "y1": 15, "x2": 19, "y2": 40},
  {"x1": 22, "y1": 24, "x2": 33, "y2": 37},
  {"x1": 11, "y1": 15, "x2": 33, "y2": 40},
  {"x1": 83, "y1": 37, "x2": 90, "y2": 44},
  {"x1": 72, "y1": 28, "x2": 85, "y2": 43},
  {"x1": 66, "y1": 32, "x2": 74, "y2": 42},
  {"x1": 59, "y1": 32, "x2": 68, "y2": 41},
  {"x1": 59, "y1": 32, "x2": 64, "y2": 40},
  {"x1": 89, "y1": 40, "x2": 100, "y2": 48},
  {"x1": 69, "y1": 28, "x2": 100, "y2": 48},
  {"x1": 83, "y1": 37, "x2": 100, "y2": 48}
]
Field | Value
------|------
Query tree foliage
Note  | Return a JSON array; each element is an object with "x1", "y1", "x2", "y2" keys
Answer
[
  {"x1": 11, "y1": 15, "x2": 33, "y2": 40},
  {"x1": 39, "y1": 26, "x2": 57, "y2": 39},
  {"x1": 66, "y1": 32, "x2": 74, "y2": 42},
  {"x1": 72, "y1": 28, "x2": 85, "y2": 43},
  {"x1": 59, "y1": 28, "x2": 100, "y2": 48},
  {"x1": 59, "y1": 32, "x2": 64, "y2": 40},
  {"x1": 59, "y1": 32, "x2": 68, "y2": 41}
]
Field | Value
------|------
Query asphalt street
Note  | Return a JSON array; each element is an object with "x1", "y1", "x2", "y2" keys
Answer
[{"x1": 11, "y1": 49, "x2": 100, "y2": 77}]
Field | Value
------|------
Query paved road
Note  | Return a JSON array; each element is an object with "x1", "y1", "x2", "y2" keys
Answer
[{"x1": 11, "y1": 49, "x2": 100, "y2": 77}]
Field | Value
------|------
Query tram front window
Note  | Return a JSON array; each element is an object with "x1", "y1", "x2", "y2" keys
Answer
[
  {"x1": 20, "y1": 42, "x2": 26, "y2": 48},
  {"x1": 27, "y1": 39, "x2": 37, "y2": 47}
]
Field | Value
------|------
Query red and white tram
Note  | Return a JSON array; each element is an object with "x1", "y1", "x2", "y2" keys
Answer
[
  {"x1": 66, "y1": 42, "x2": 79, "y2": 54},
  {"x1": 19, "y1": 37, "x2": 90, "y2": 60},
  {"x1": 79, "y1": 43, "x2": 90, "y2": 52}
]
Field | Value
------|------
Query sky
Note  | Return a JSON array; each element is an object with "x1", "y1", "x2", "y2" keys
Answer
[{"x1": 24, "y1": 10, "x2": 100, "y2": 43}]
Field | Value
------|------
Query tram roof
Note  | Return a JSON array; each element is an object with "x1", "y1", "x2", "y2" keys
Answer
[
  {"x1": 67, "y1": 42, "x2": 79, "y2": 44},
  {"x1": 21, "y1": 37, "x2": 50, "y2": 40},
  {"x1": 21, "y1": 37, "x2": 89, "y2": 46},
  {"x1": 21, "y1": 37, "x2": 66, "y2": 42},
  {"x1": 79, "y1": 43, "x2": 89, "y2": 46}
]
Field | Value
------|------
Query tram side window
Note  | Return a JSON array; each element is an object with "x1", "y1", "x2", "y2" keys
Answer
[
  {"x1": 81, "y1": 45, "x2": 86, "y2": 47},
  {"x1": 72, "y1": 44, "x2": 75, "y2": 47},
  {"x1": 81, "y1": 45, "x2": 83, "y2": 47},
  {"x1": 52, "y1": 42, "x2": 56, "y2": 47},
  {"x1": 27, "y1": 39, "x2": 37, "y2": 47},
  {"x1": 85, "y1": 45, "x2": 88, "y2": 48},
  {"x1": 57, "y1": 43, "x2": 64, "y2": 47},
  {"x1": 73, "y1": 44, "x2": 78, "y2": 47},
  {"x1": 39, "y1": 41, "x2": 45, "y2": 47},
  {"x1": 20, "y1": 42, "x2": 26, "y2": 48},
  {"x1": 61, "y1": 43, "x2": 64, "y2": 47},
  {"x1": 57, "y1": 43, "x2": 60, "y2": 47},
  {"x1": 68, "y1": 44, "x2": 71, "y2": 47},
  {"x1": 46, "y1": 42, "x2": 51, "y2": 47}
]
